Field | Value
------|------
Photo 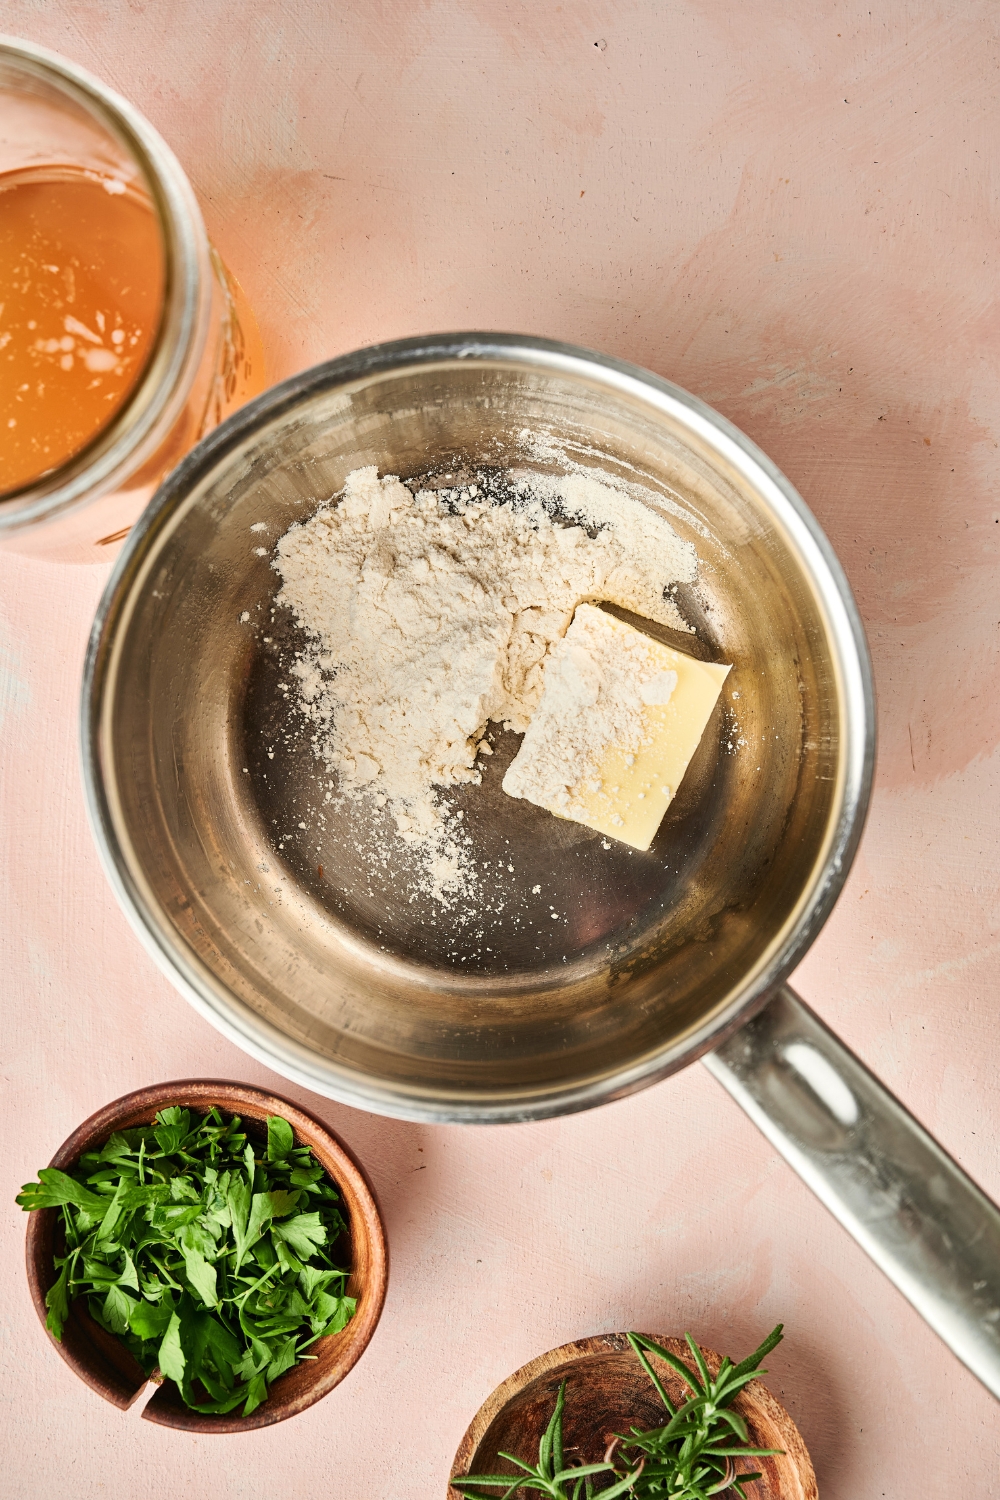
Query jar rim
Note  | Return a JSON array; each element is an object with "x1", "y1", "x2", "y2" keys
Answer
[{"x1": 0, "y1": 35, "x2": 213, "y2": 530}]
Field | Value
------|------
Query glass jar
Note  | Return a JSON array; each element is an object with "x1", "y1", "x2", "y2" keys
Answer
[{"x1": 0, "y1": 36, "x2": 266, "y2": 562}]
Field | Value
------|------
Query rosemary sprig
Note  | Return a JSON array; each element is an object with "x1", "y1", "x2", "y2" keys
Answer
[
  {"x1": 451, "y1": 1382, "x2": 641, "y2": 1500},
  {"x1": 613, "y1": 1325, "x2": 785, "y2": 1498},
  {"x1": 452, "y1": 1326, "x2": 785, "y2": 1500}
]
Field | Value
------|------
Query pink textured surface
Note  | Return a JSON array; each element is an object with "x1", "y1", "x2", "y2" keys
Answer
[{"x1": 2, "y1": 3, "x2": 999, "y2": 1494}]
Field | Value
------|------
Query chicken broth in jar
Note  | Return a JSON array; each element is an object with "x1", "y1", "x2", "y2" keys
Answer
[{"x1": 0, "y1": 166, "x2": 165, "y2": 493}]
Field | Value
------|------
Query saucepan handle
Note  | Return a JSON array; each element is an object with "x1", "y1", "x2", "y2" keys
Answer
[{"x1": 703, "y1": 983, "x2": 1000, "y2": 1399}]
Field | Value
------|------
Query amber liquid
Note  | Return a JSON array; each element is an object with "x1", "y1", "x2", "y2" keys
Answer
[{"x1": 0, "y1": 167, "x2": 165, "y2": 494}]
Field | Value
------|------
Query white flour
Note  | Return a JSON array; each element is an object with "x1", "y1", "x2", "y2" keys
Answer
[{"x1": 274, "y1": 465, "x2": 697, "y2": 902}]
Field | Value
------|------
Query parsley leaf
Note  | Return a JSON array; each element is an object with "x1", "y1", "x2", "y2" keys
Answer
[
  {"x1": 158, "y1": 1310, "x2": 186, "y2": 1382},
  {"x1": 267, "y1": 1116, "x2": 294, "y2": 1162},
  {"x1": 45, "y1": 1262, "x2": 71, "y2": 1339},
  {"x1": 272, "y1": 1212, "x2": 327, "y2": 1260},
  {"x1": 181, "y1": 1245, "x2": 218, "y2": 1308},
  {"x1": 103, "y1": 1284, "x2": 136, "y2": 1335},
  {"x1": 17, "y1": 1168, "x2": 109, "y2": 1217},
  {"x1": 128, "y1": 1298, "x2": 172, "y2": 1342}
]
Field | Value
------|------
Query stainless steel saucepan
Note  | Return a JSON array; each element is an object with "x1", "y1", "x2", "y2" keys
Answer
[{"x1": 82, "y1": 334, "x2": 1000, "y2": 1397}]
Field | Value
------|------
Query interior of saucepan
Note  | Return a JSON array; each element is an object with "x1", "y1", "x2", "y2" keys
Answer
[{"x1": 94, "y1": 352, "x2": 854, "y2": 1117}]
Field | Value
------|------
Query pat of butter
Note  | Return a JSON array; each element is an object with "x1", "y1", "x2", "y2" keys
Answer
[{"x1": 503, "y1": 603, "x2": 730, "y2": 851}]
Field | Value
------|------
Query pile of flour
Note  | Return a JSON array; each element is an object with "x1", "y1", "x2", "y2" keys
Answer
[{"x1": 274, "y1": 465, "x2": 697, "y2": 902}]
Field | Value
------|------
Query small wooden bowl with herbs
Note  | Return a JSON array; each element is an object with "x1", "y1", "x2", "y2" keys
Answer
[
  {"x1": 19, "y1": 1080, "x2": 387, "y2": 1432},
  {"x1": 449, "y1": 1326, "x2": 816, "y2": 1500}
]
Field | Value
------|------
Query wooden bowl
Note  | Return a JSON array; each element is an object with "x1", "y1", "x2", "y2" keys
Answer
[
  {"x1": 24, "y1": 1079, "x2": 388, "y2": 1432},
  {"x1": 449, "y1": 1332, "x2": 817, "y2": 1500}
]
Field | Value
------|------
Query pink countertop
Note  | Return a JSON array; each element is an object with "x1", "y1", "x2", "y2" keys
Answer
[{"x1": 3, "y1": 3, "x2": 999, "y2": 1494}]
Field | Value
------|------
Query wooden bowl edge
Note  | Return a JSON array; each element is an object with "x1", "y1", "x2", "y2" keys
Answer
[{"x1": 447, "y1": 1332, "x2": 817, "y2": 1500}]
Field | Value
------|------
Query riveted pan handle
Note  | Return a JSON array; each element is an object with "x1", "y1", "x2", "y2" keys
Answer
[{"x1": 704, "y1": 983, "x2": 1000, "y2": 1399}]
